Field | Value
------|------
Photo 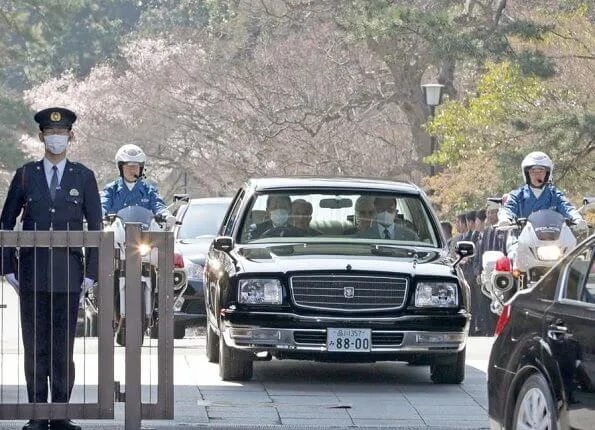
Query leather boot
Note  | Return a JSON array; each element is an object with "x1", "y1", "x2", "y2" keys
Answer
[
  {"x1": 22, "y1": 420, "x2": 48, "y2": 430},
  {"x1": 115, "y1": 316, "x2": 126, "y2": 346},
  {"x1": 49, "y1": 419, "x2": 81, "y2": 430}
]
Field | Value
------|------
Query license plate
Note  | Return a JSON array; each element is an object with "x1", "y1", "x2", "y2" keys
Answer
[{"x1": 327, "y1": 328, "x2": 371, "y2": 352}]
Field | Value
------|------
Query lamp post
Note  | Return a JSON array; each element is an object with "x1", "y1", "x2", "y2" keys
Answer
[{"x1": 421, "y1": 83, "x2": 444, "y2": 176}]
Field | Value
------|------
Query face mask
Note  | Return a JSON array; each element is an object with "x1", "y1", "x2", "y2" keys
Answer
[
  {"x1": 270, "y1": 209, "x2": 289, "y2": 227},
  {"x1": 375, "y1": 211, "x2": 394, "y2": 227},
  {"x1": 44, "y1": 135, "x2": 69, "y2": 155}
]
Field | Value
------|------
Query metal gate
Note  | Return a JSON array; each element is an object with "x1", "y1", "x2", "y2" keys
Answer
[{"x1": 0, "y1": 225, "x2": 174, "y2": 429}]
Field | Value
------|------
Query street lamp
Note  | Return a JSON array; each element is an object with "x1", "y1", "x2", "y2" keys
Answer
[{"x1": 421, "y1": 83, "x2": 444, "y2": 176}]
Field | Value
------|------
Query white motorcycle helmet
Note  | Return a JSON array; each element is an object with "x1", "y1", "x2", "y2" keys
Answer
[
  {"x1": 115, "y1": 144, "x2": 146, "y2": 179},
  {"x1": 521, "y1": 151, "x2": 553, "y2": 187}
]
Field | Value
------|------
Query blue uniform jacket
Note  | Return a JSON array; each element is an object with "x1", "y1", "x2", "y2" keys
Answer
[
  {"x1": 501, "y1": 184, "x2": 580, "y2": 221},
  {"x1": 0, "y1": 160, "x2": 103, "y2": 292},
  {"x1": 101, "y1": 177, "x2": 168, "y2": 216}
]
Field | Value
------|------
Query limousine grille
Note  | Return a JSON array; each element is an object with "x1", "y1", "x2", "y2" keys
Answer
[{"x1": 290, "y1": 275, "x2": 408, "y2": 312}]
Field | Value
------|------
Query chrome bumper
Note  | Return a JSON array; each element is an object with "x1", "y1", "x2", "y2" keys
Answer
[{"x1": 222, "y1": 326, "x2": 467, "y2": 353}]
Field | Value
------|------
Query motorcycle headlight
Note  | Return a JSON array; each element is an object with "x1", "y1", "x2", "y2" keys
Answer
[
  {"x1": 238, "y1": 279, "x2": 283, "y2": 305},
  {"x1": 536, "y1": 246, "x2": 562, "y2": 261},
  {"x1": 185, "y1": 261, "x2": 204, "y2": 280},
  {"x1": 414, "y1": 282, "x2": 458, "y2": 308},
  {"x1": 138, "y1": 243, "x2": 151, "y2": 256}
]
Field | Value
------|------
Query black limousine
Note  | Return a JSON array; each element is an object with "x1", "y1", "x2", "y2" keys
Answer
[{"x1": 203, "y1": 177, "x2": 474, "y2": 383}]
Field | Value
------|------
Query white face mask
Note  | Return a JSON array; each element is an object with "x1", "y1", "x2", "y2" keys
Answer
[
  {"x1": 44, "y1": 135, "x2": 69, "y2": 155},
  {"x1": 375, "y1": 211, "x2": 394, "y2": 227},
  {"x1": 270, "y1": 209, "x2": 289, "y2": 227}
]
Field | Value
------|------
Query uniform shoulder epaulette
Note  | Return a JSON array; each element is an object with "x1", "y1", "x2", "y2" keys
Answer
[{"x1": 68, "y1": 161, "x2": 92, "y2": 173}]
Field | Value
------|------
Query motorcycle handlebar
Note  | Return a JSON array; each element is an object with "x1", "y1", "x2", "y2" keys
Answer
[{"x1": 154, "y1": 213, "x2": 167, "y2": 224}]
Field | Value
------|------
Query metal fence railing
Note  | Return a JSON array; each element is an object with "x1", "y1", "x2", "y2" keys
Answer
[{"x1": 0, "y1": 225, "x2": 174, "y2": 429}]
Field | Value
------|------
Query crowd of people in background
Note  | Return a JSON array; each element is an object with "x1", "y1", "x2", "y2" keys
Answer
[{"x1": 442, "y1": 201, "x2": 507, "y2": 336}]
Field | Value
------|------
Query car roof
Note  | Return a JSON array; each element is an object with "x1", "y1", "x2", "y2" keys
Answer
[
  {"x1": 245, "y1": 177, "x2": 421, "y2": 194},
  {"x1": 188, "y1": 197, "x2": 233, "y2": 205}
]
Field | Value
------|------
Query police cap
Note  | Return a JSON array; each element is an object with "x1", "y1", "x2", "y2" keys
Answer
[{"x1": 34, "y1": 107, "x2": 77, "y2": 131}]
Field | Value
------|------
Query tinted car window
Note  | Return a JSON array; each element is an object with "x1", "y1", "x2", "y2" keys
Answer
[
  {"x1": 222, "y1": 191, "x2": 243, "y2": 236},
  {"x1": 238, "y1": 191, "x2": 439, "y2": 246},
  {"x1": 178, "y1": 202, "x2": 230, "y2": 239},
  {"x1": 564, "y1": 245, "x2": 595, "y2": 303}
]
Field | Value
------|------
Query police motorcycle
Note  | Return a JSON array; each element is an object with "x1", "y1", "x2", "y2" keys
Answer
[
  {"x1": 481, "y1": 198, "x2": 594, "y2": 315},
  {"x1": 96, "y1": 205, "x2": 186, "y2": 346}
]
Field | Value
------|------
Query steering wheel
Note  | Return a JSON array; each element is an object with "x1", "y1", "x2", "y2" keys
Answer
[{"x1": 260, "y1": 226, "x2": 306, "y2": 238}]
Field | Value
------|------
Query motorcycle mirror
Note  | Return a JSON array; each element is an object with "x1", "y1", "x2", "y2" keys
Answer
[
  {"x1": 173, "y1": 193, "x2": 190, "y2": 203},
  {"x1": 581, "y1": 196, "x2": 595, "y2": 211}
]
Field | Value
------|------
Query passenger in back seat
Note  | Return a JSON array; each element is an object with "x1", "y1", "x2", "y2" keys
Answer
[
  {"x1": 344, "y1": 196, "x2": 375, "y2": 235},
  {"x1": 291, "y1": 199, "x2": 322, "y2": 236}
]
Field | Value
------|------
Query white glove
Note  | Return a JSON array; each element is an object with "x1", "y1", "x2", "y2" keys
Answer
[
  {"x1": 166, "y1": 214, "x2": 177, "y2": 225},
  {"x1": 497, "y1": 218, "x2": 512, "y2": 228},
  {"x1": 573, "y1": 218, "x2": 588, "y2": 231},
  {"x1": 5, "y1": 273, "x2": 19, "y2": 293},
  {"x1": 81, "y1": 277, "x2": 94, "y2": 295}
]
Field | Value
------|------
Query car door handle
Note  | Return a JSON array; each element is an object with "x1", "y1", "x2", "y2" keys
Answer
[{"x1": 547, "y1": 324, "x2": 569, "y2": 340}]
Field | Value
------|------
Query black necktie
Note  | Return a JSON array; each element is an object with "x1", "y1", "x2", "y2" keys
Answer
[
  {"x1": 50, "y1": 165, "x2": 58, "y2": 200},
  {"x1": 383, "y1": 228, "x2": 391, "y2": 239}
]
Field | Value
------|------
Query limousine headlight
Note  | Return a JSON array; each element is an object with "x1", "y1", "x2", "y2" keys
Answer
[
  {"x1": 414, "y1": 282, "x2": 458, "y2": 308},
  {"x1": 238, "y1": 279, "x2": 283, "y2": 304}
]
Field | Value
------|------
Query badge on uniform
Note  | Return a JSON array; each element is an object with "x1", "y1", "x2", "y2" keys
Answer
[{"x1": 70, "y1": 188, "x2": 80, "y2": 197}]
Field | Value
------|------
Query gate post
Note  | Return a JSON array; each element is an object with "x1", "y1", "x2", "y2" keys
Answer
[{"x1": 124, "y1": 223, "x2": 143, "y2": 429}]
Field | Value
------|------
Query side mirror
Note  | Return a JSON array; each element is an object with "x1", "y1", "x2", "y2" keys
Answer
[
  {"x1": 452, "y1": 240, "x2": 475, "y2": 270},
  {"x1": 213, "y1": 236, "x2": 234, "y2": 252},
  {"x1": 455, "y1": 241, "x2": 475, "y2": 258}
]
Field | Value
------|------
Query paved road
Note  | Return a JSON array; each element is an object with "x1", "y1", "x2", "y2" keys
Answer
[{"x1": 1, "y1": 287, "x2": 494, "y2": 429}]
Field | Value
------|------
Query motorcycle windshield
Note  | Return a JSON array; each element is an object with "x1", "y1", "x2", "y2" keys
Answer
[
  {"x1": 527, "y1": 209, "x2": 565, "y2": 241},
  {"x1": 116, "y1": 206, "x2": 154, "y2": 230}
]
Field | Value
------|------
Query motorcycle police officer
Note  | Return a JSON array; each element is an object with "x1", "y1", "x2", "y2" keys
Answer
[
  {"x1": 1, "y1": 107, "x2": 102, "y2": 430},
  {"x1": 101, "y1": 144, "x2": 175, "y2": 223},
  {"x1": 498, "y1": 151, "x2": 587, "y2": 230}
]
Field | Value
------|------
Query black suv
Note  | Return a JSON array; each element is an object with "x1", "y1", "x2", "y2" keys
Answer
[{"x1": 203, "y1": 177, "x2": 473, "y2": 382}]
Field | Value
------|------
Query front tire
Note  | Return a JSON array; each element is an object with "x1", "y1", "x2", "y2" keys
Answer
[
  {"x1": 218, "y1": 333, "x2": 253, "y2": 381},
  {"x1": 430, "y1": 347, "x2": 466, "y2": 384},
  {"x1": 512, "y1": 373, "x2": 556, "y2": 430}
]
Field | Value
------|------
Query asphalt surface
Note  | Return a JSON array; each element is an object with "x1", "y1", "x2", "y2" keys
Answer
[{"x1": 1, "y1": 288, "x2": 493, "y2": 429}]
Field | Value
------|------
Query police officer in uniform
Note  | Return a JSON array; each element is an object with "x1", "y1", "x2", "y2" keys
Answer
[
  {"x1": 1, "y1": 107, "x2": 102, "y2": 430},
  {"x1": 100, "y1": 144, "x2": 175, "y2": 222}
]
